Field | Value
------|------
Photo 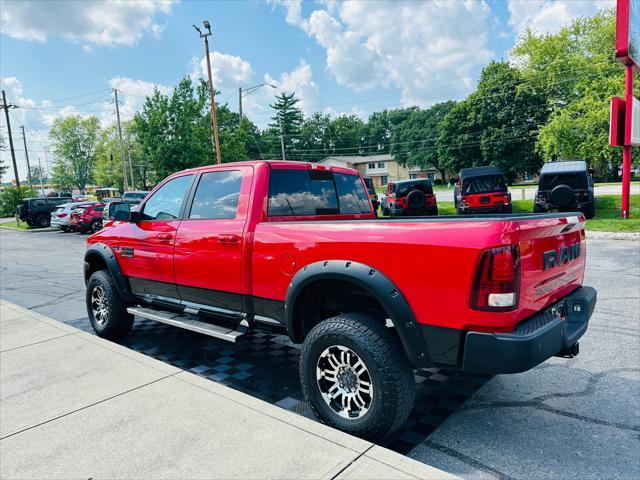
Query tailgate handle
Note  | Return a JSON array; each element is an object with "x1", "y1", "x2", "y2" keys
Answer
[{"x1": 218, "y1": 233, "x2": 239, "y2": 243}]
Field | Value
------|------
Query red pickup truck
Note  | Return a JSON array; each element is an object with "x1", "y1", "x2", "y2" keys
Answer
[{"x1": 84, "y1": 160, "x2": 596, "y2": 441}]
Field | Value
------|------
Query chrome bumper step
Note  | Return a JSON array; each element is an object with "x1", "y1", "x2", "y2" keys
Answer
[{"x1": 127, "y1": 306, "x2": 245, "y2": 343}]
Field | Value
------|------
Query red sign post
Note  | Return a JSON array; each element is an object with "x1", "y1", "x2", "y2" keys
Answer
[{"x1": 614, "y1": 0, "x2": 639, "y2": 218}]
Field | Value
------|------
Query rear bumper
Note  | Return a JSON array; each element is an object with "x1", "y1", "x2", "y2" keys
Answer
[
  {"x1": 462, "y1": 286, "x2": 596, "y2": 374},
  {"x1": 459, "y1": 205, "x2": 509, "y2": 214}
]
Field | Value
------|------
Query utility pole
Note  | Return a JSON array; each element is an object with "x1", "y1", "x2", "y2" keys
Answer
[
  {"x1": 113, "y1": 89, "x2": 129, "y2": 191},
  {"x1": 194, "y1": 21, "x2": 221, "y2": 164},
  {"x1": 238, "y1": 87, "x2": 242, "y2": 119},
  {"x1": 20, "y1": 126, "x2": 33, "y2": 189},
  {"x1": 1, "y1": 90, "x2": 20, "y2": 190},
  {"x1": 38, "y1": 158, "x2": 44, "y2": 197}
]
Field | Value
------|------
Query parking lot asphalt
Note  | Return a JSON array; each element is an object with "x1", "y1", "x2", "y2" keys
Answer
[{"x1": 0, "y1": 227, "x2": 638, "y2": 479}]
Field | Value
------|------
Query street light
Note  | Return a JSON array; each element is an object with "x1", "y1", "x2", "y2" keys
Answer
[
  {"x1": 193, "y1": 20, "x2": 221, "y2": 164},
  {"x1": 238, "y1": 83, "x2": 277, "y2": 119}
]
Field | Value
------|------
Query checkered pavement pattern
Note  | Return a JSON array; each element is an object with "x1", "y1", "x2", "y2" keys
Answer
[{"x1": 112, "y1": 318, "x2": 491, "y2": 454}]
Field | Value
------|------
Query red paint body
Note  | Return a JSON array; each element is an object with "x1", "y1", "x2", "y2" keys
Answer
[{"x1": 89, "y1": 161, "x2": 587, "y2": 333}]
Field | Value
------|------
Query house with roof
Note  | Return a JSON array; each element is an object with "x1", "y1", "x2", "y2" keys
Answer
[{"x1": 319, "y1": 154, "x2": 443, "y2": 188}]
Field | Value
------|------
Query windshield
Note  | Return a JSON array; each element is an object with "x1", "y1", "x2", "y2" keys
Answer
[
  {"x1": 540, "y1": 173, "x2": 588, "y2": 190},
  {"x1": 462, "y1": 175, "x2": 507, "y2": 195}
]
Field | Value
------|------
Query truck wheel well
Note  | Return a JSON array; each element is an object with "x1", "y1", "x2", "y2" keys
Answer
[
  {"x1": 85, "y1": 252, "x2": 107, "y2": 282},
  {"x1": 291, "y1": 279, "x2": 390, "y2": 342}
]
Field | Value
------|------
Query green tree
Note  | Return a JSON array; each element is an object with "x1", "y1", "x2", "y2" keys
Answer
[
  {"x1": 269, "y1": 92, "x2": 304, "y2": 159},
  {"x1": 134, "y1": 78, "x2": 211, "y2": 182},
  {"x1": 329, "y1": 115, "x2": 365, "y2": 154},
  {"x1": 0, "y1": 186, "x2": 36, "y2": 216},
  {"x1": 0, "y1": 132, "x2": 8, "y2": 180},
  {"x1": 391, "y1": 102, "x2": 456, "y2": 179},
  {"x1": 438, "y1": 99, "x2": 483, "y2": 174},
  {"x1": 360, "y1": 108, "x2": 416, "y2": 154},
  {"x1": 298, "y1": 112, "x2": 332, "y2": 162},
  {"x1": 29, "y1": 165, "x2": 47, "y2": 184},
  {"x1": 512, "y1": 9, "x2": 639, "y2": 177},
  {"x1": 94, "y1": 124, "x2": 124, "y2": 191},
  {"x1": 438, "y1": 61, "x2": 547, "y2": 182},
  {"x1": 49, "y1": 115, "x2": 100, "y2": 192}
]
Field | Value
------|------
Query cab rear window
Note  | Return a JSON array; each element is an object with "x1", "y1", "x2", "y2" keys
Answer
[{"x1": 268, "y1": 169, "x2": 371, "y2": 216}]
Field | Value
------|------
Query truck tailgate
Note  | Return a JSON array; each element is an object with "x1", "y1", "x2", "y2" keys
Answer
[{"x1": 517, "y1": 214, "x2": 586, "y2": 320}]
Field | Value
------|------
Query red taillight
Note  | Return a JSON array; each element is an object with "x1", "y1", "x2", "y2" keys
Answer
[
  {"x1": 57, "y1": 213, "x2": 67, "y2": 218},
  {"x1": 425, "y1": 194, "x2": 436, "y2": 206},
  {"x1": 460, "y1": 196, "x2": 469, "y2": 207},
  {"x1": 470, "y1": 245, "x2": 520, "y2": 312}
]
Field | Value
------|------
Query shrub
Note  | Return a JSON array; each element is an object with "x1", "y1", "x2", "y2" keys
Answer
[{"x1": 0, "y1": 186, "x2": 37, "y2": 217}]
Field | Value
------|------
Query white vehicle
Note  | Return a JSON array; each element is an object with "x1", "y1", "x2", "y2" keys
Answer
[{"x1": 50, "y1": 202, "x2": 96, "y2": 231}]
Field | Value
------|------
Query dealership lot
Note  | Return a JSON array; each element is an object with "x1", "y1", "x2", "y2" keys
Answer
[{"x1": 0, "y1": 227, "x2": 638, "y2": 479}]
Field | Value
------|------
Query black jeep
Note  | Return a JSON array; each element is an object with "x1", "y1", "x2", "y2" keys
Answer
[
  {"x1": 534, "y1": 161, "x2": 594, "y2": 218},
  {"x1": 17, "y1": 196, "x2": 72, "y2": 228}
]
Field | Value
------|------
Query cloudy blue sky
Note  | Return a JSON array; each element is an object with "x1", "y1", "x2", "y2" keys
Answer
[{"x1": 1, "y1": 0, "x2": 611, "y2": 182}]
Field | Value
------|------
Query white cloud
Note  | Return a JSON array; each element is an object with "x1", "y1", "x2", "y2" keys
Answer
[
  {"x1": 191, "y1": 51, "x2": 254, "y2": 91},
  {"x1": 107, "y1": 77, "x2": 171, "y2": 126},
  {"x1": 507, "y1": 0, "x2": 614, "y2": 37},
  {"x1": 238, "y1": 59, "x2": 320, "y2": 128},
  {"x1": 0, "y1": 0, "x2": 177, "y2": 47},
  {"x1": 265, "y1": 60, "x2": 320, "y2": 115},
  {"x1": 271, "y1": 0, "x2": 493, "y2": 107}
]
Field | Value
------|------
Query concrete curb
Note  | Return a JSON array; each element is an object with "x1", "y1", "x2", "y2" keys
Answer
[
  {"x1": 586, "y1": 230, "x2": 640, "y2": 241},
  {"x1": 0, "y1": 300, "x2": 459, "y2": 480}
]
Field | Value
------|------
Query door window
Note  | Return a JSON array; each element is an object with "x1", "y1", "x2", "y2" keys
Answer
[
  {"x1": 141, "y1": 174, "x2": 193, "y2": 221},
  {"x1": 188, "y1": 170, "x2": 243, "y2": 220}
]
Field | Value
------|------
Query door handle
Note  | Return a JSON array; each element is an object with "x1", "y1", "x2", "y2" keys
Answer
[
  {"x1": 218, "y1": 233, "x2": 239, "y2": 243},
  {"x1": 156, "y1": 233, "x2": 173, "y2": 241}
]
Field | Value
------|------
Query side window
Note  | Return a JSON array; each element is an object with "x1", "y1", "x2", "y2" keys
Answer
[
  {"x1": 141, "y1": 175, "x2": 193, "y2": 221},
  {"x1": 334, "y1": 173, "x2": 371, "y2": 214},
  {"x1": 189, "y1": 170, "x2": 243, "y2": 220},
  {"x1": 268, "y1": 169, "x2": 339, "y2": 216}
]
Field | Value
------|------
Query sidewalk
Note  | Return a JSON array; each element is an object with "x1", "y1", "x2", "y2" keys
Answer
[{"x1": 0, "y1": 300, "x2": 458, "y2": 480}]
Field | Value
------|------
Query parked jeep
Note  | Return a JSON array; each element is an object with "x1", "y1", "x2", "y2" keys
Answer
[
  {"x1": 454, "y1": 166, "x2": 512, "y2": 214},
  {"x1": 386, "y1": 179, "x2": 438, "y2": 216},
  {"x1": 17, "y1": 196, "x2": 72, "y2": 228},
  {"x1": 534, "y1": 161, "x2": 594, "y2": 218}
]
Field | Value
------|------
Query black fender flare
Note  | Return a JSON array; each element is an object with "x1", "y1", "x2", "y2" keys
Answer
[
  {"x1": 84, "y1": 243, "x2": 134, "y2": 303},
  {"x1": 284, "y1": 260, "x2": 432, "y2": 368}
]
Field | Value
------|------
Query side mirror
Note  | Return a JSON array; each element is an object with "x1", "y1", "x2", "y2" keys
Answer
[{"x1": 108, "y1": 202, "x2": 132, "y2": 222}]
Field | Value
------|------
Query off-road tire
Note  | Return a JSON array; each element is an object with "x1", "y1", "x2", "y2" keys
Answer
[
  {"x1": 299, "y1": 313, "x2": 415, "y2": 442},
  {"x1": 86, "y1": 270, "x2": 133, "y2": 340},
  {"x1": 382, "y1": 207, "x2": 390, "y2": 216},
  {"x1": 533, "y1": 204, "x2": 544, "y2": 213},
  {"x1": 34, "y1": 214, "x2": 49, "y2": 228},
  {"x1": 582, "y1": 203, "x2": 595, "y2": 219},
  {"x1": 503, "y1": 205, "x2": 513, "y2": 214}
]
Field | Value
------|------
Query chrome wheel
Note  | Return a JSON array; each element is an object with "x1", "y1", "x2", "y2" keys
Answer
[
  {"x1": 316, "y1": 345, "x2": 373, "y2": 419},
  {"x1": 91, "y1": 285, "x2": 109, "y2": 326}
]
